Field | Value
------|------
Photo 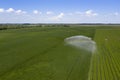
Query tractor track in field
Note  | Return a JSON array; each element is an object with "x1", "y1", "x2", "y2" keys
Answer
[
  {"x1": 0, "y1": 42, "x2": 61, "y2": 78},
  {"x1": 66, "y1": 50, "x2": 91, "y2": 80},
  {"x1": 66, "y1": 55, "x2": 81, "y2": 80}
]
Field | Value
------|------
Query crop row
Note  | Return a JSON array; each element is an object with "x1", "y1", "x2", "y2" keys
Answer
[{"x1": 89, "y1": 29, "x2": 120, "y2": 80}]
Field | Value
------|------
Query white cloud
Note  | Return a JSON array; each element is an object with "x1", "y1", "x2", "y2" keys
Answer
[
  {"x1": 15, "y1": 10, "x2": 22, "y2": 13},
  {"x1": 56, "y1": 13, "x2": 64, "y2": 19},
  {"x1": 33, "y1": 10, "x2": 38, "y2": 14},
  {"x1": 67, "y1": 10, "x2": 98, "y2": 17},
  {"x1": 54, "y1": 13, "x2": 64, "y2": 20},
  {"x1": 15, "y1": 10, "x2": 26, "y2": 14},
  {"x1": 6, "y1": 8, "x2": 15, "y2": 13},
  {"x1": 33, "y1": 10, "x2": 41, "y2": 14},
  {"x1": 46, "y1": 11, "x2": 54, "y2": 15},
  {"x1": 0, "y1": 8, "x2": 120, "y2": 23},
  {"x1": 0, "y1": 8, "x2": 4, "y2": 13},
  {"x1": 85, "y1": 10, "x2": 98, "y2": 17},
  {"x1": 50, "y1": 13, "x2": 64, "y2": 21},
  {"x1": 5, "y1": 8, "x2": 27, "y2": 14},
  {"x1": 114, "y1": 12, "x2": 119, "y2": 16}
]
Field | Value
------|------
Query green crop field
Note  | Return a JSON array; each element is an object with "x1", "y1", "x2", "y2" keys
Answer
[
  {"x1": 89, "y1": 29, "x2": 120, "y2": 80},
  {"x1": 0, "y1": 25, "x2": 120, "y2": 80}
]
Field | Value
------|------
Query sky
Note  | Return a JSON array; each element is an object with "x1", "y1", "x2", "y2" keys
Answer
[{"x1": 0, "y1": 0, "x2": 120, "y2": 23}]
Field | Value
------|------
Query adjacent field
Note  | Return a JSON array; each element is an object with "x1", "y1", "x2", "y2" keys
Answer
[{"x1": 89, "y1": 29, "x2": 120, "y2": 80}]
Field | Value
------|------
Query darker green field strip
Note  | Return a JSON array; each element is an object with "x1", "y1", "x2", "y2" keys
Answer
[
  {"x1": 0, "y1": 32, "x2": 62, "y2": 76},
  {"x1": 0, "y1": 27, "x2": 96, "y2": 80},
  {"x1": 0, "y1": 42, "x2": 60, "y2": 78}
]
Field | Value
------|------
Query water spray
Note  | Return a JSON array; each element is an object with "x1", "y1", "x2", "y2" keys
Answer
[{"x1": 64, "y1": 35, "x2": 96, "y2": 53}]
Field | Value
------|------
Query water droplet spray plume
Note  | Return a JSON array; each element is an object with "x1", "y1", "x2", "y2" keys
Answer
[{"x1": 64, "y1": 35, "x2": 97, "y2": 53}]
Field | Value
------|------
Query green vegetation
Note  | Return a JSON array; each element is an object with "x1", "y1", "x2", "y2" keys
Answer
[
  {"x1": 0, "y1": 26, "x2": 95, "y2": 80},
  {"x1": 0, "y1": 25, "x2": 120, "y2": 80},
  {"x1": 89, "y1": 29, "x2": 120, "y2": 80}
]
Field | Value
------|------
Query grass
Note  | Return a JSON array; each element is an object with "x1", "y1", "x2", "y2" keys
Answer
[
  {"x1": 89, "y1": 29, "x2": 120, "y2": 80},
  {"x1": 0, "y1": 26, "x2": 120, "y2": 80},
  {"x1": 0, "y1": 27, "x2": 95, "y2": 80}
]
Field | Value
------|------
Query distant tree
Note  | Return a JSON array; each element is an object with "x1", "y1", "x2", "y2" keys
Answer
[{"x1": 64, "y1": 24, "x2": 70, "y2": 27}]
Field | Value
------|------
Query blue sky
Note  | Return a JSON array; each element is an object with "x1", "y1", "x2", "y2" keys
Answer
[{"x1": 0, "y1": 0, "x2": 120, "y2": 23}]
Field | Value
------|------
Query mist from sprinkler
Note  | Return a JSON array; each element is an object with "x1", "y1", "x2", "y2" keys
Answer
[{"x1": 64, "y1": 35, "x2": 97, "y2": 53}]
